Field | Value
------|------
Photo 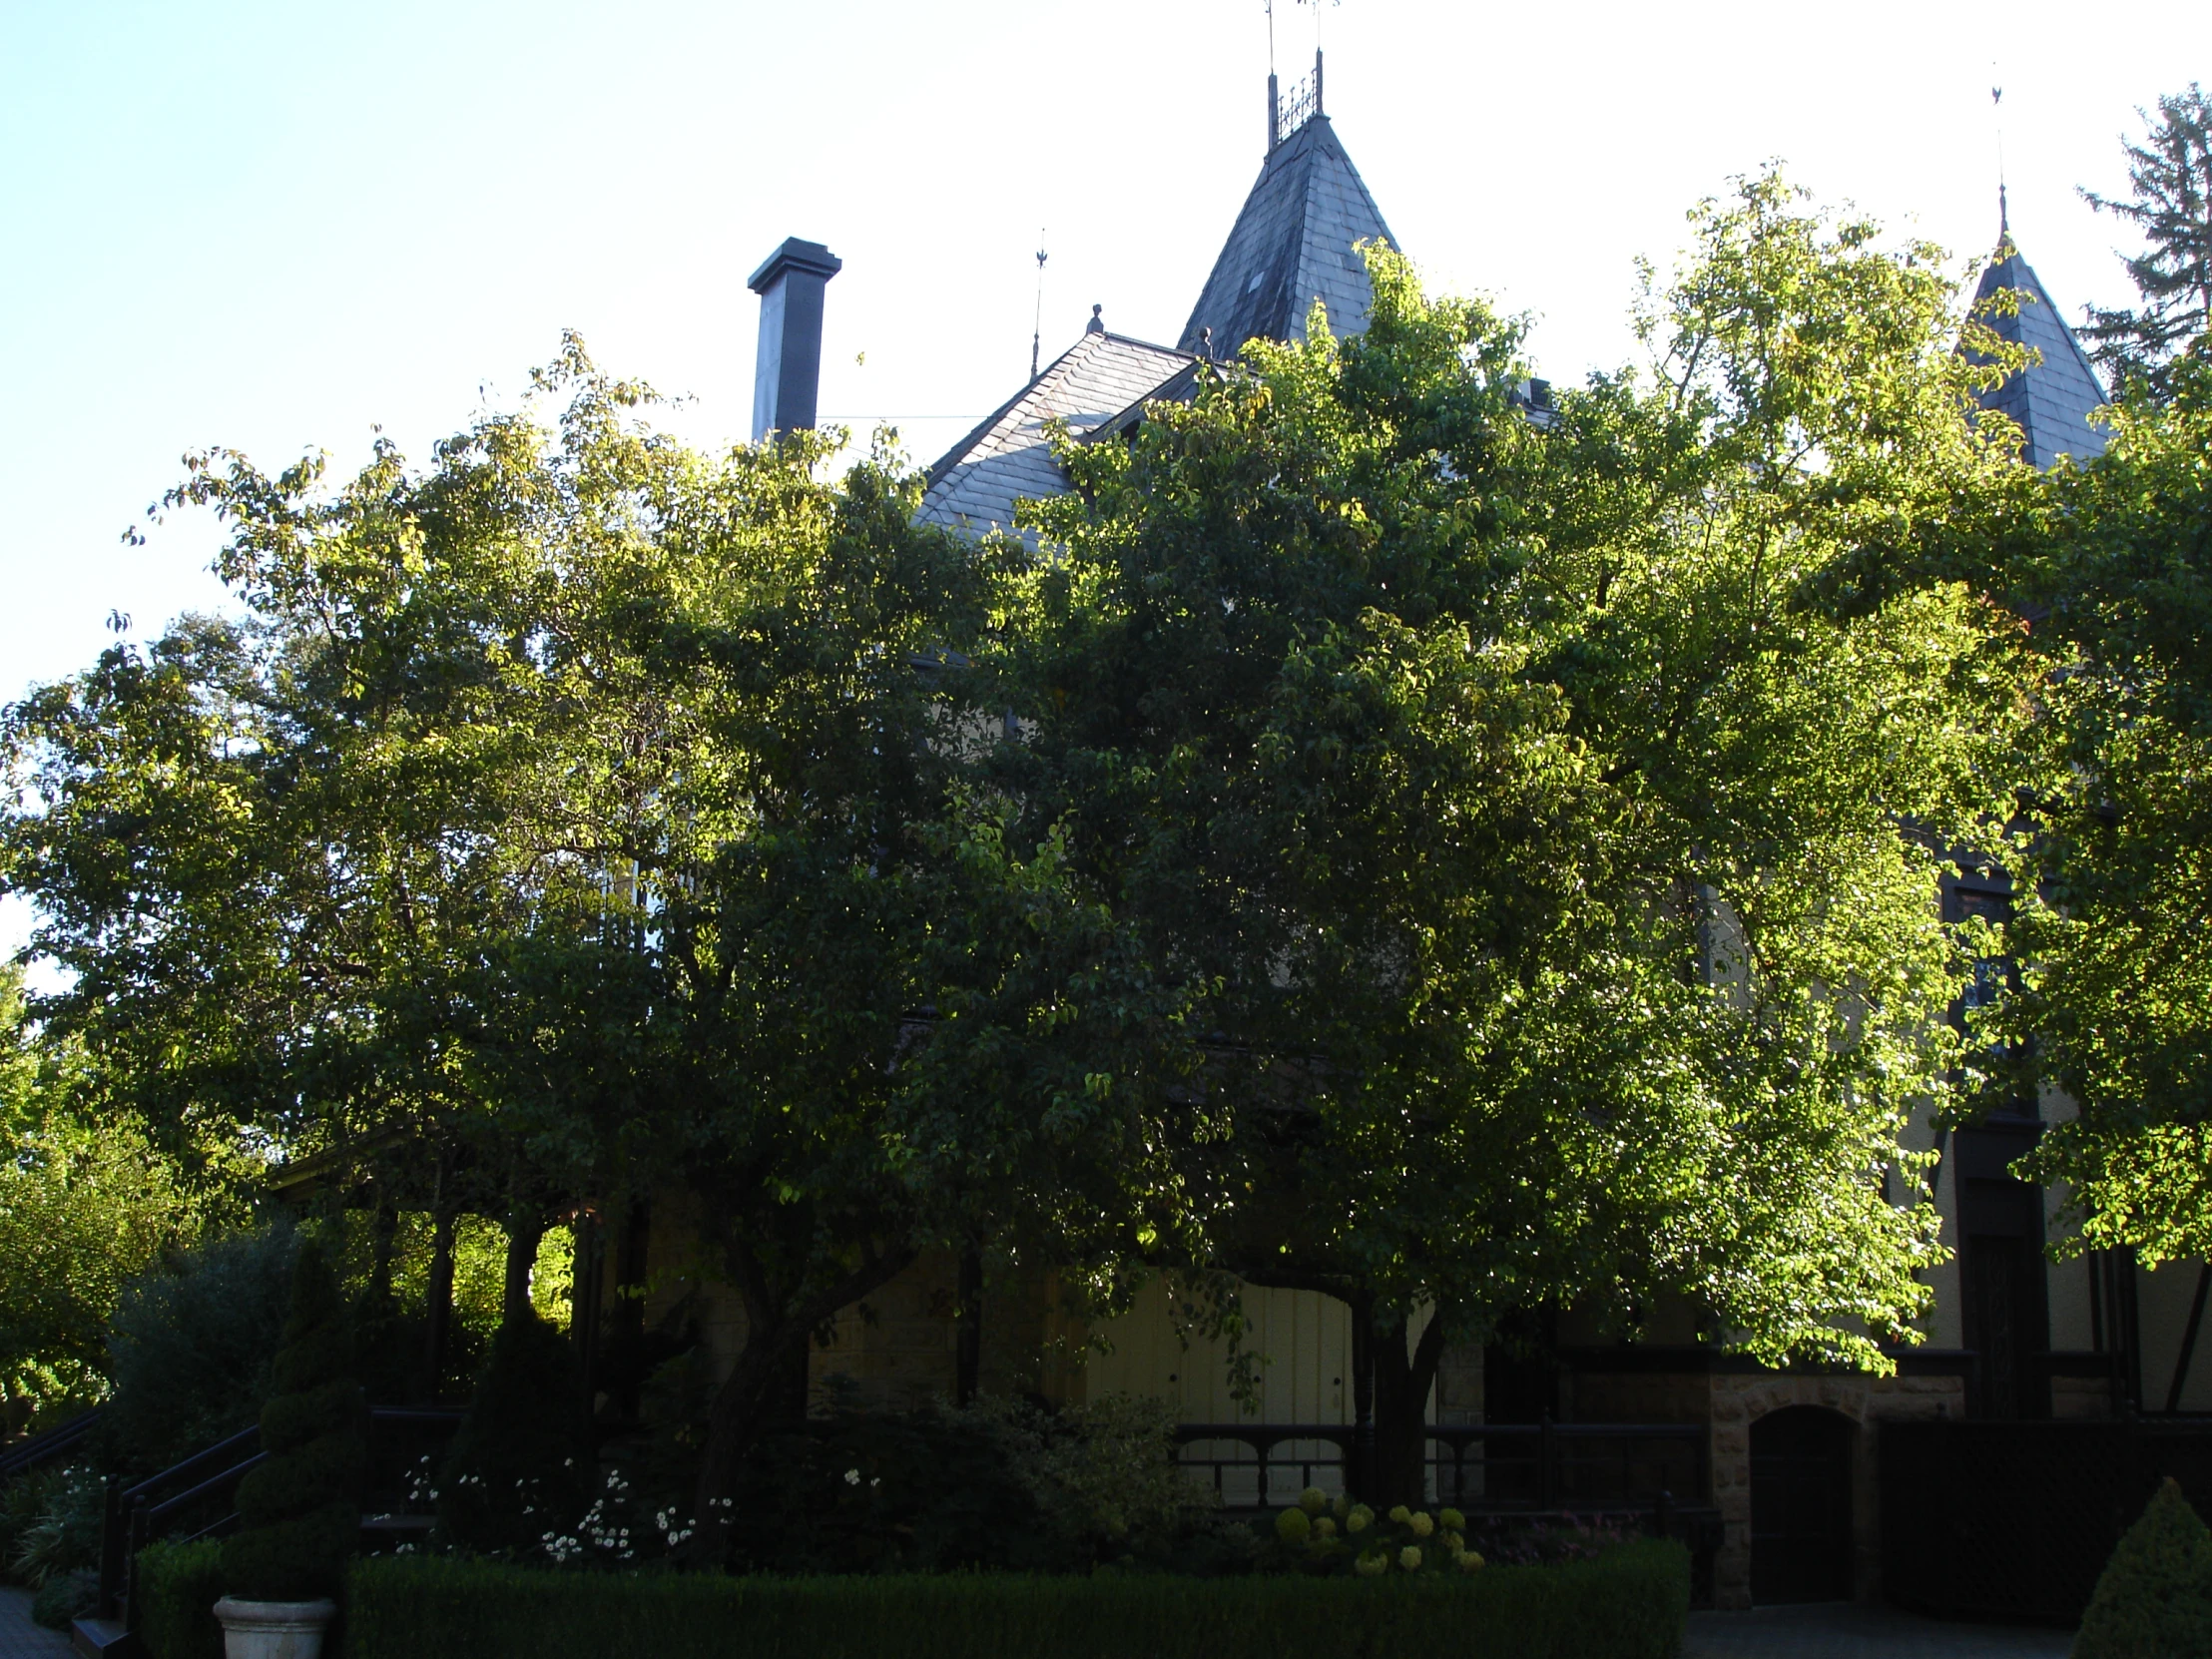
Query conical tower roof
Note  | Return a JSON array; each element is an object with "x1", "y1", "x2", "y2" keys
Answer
[
  {"x1": 1972, "y1": 229, "x2": 2110, "y2": 469},
  {"x1": 1179, "y1": 67, "x2": 1396, "y2": 357}
]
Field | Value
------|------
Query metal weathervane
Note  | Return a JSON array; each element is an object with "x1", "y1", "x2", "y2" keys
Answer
[{"x1": 1030, "y1": 232, "x2": 1047, "y2": 382}]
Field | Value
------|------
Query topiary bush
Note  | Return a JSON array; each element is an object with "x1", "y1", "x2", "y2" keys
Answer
[
  {"x1": 2073, "y1": 1477, "x2": 2212, "y2": 1659},
  {"x1": 221, "y1": 1238, "x2": 366, "y2": 1603},
  {"x1": 436, "y1": 1310, "x2": 589, "y2": 1556}
]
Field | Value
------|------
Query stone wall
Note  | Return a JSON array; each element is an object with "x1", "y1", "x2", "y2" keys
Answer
[{"x1": 1704, "y1": 1371, "x2": 1963, "y2": 1610}]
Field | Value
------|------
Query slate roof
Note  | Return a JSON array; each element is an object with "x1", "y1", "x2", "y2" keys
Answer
[
  {"x1": 916, "y1": 331, "x2": 1193, "y2": 539},
  {"x1": 1972, "y1": 239, "x2": 2111, "y2": 469},
  {"x1": 1178, "y1": 115, "x2": 1397, "y2": 357}
]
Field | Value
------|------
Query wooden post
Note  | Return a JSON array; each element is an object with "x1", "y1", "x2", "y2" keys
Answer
[
  {"x1": 572, "y1": 1211, "x2": 605, "y2": 1433},
  {"x1": 955, "y1": 1249, "x2": 983, "y2": 1406},
  {"x1": 422, "y1": 1149, "x2": 458, "y2": 1400}
]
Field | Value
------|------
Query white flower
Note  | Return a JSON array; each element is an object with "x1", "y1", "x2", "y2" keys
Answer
[{"x1": 844, "y1": 1467, "x2": 862, "y2": 1485}]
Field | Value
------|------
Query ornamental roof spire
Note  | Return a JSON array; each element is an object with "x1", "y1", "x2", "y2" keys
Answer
[
  {"x1": 1179, "y1": 49, "x2": 1396, "y2": 358},
  {"x1": 1970, "y1": 224, "x2": 2111, "y2": 470}
]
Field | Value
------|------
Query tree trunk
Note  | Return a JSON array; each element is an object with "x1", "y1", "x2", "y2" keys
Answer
[
  {"x1": 1366, "y1": 1310, "x2": 1448, "y2": 1511},
  {"x1": 502, "y1": 1211, "x2": 546, "y2": 1326},
  {"x1": 689, "y1": 1247, "x2": 915, "y2": 1540},
  {"x1": 420, "y1": 1154, "x2": 458, "y2": 1399},
  {"x1": 954, "y1": 1248, "x2": 983, "y2": 1406}
]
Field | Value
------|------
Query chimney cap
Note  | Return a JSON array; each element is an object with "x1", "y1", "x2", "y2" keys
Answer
[{"x1": 748, "y1": 238, "x2": 842, "y2": 294}]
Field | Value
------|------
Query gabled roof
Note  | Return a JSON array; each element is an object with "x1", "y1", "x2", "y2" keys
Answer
[
  {"x1": 1972, "y1": 239, "x2": 2111, "y2": 470},
  {"x1": 916, "y1": 331, "x2": 1193, "y2": 539},
  {"x1": 1179, "y1": 115, "x2": 1396, "y2": 357}
]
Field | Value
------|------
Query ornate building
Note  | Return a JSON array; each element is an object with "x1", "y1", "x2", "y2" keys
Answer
[{"x1": 670, "y1": 57, "x2": 2172, "y2": 1616}]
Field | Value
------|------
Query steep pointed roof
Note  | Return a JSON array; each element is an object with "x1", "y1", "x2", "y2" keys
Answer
[
  {"x1": 916, "y1": 330, "x2": 1193, "y2": 539},
  {"x1": 1972, "y1": 235, "x2": 2111, "y2": 469},
  {"x1": 1179, "y1": 110, "x2": 1396, "y2": 357}
]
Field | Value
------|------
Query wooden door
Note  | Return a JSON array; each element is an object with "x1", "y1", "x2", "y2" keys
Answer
[{"x1": 1750, "y1": 1406, "x2": 1854, "y2": 1603}]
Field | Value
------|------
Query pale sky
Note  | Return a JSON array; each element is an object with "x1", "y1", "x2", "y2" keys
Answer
[{"x1": 1, "y1": 0, "x2": 2205, "y2": 956}]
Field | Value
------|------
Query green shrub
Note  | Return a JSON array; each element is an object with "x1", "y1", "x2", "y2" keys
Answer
[
  {"x1": 437, "y1": 1310, "x2": 589, "y2": 1557},
  {"x1": 5, "y1": 1463, "x2": 104, "y2": 1587},
  {"x1": 724, "y1": 1402, "x2": 1060, "y2": 1573},
  {"x1": 2074, "y1": 1478, "x2": 2212, "y2": 1659},
  {"x1": 135, "y1": 1539, "x2": 228, "y2": 1659},
  {"x1": 714, "y1": 1393, "x2": 1230, "y2": 1576},
  {"x1": 345, "y1": 1539, "x2": 1690, "y2": 1659},
  {"x1": 222, "y1": 1239, "x2": 366, "y2": 1602},
  {"x1": 29, "y1": 1567, "x2": 95, "y2": 1630},
  {"x1": 108, "y1": 1224, "x2": 298, "y2": 1474}
]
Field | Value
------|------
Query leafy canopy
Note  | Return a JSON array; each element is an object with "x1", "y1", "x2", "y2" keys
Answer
[{"x1": 987, "y1": 168, "x2": 2035, "y2": 1382}]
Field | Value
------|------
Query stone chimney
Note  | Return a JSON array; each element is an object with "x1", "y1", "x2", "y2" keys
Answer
[{"x1": 748, "y1": 238, "x2": 842, "y2": 442}]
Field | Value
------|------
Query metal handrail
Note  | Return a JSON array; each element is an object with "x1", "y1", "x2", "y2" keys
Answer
[
  {"x1": 0, "y1": 1407, "x2": 103, "y2": 1480},
  {"x1": 97, "y1": 1406, "x2": 464, "y2": 1627},
  {"x1": 145, "y1": 1453, "x2": 267, "y2": 1527},
  {"x1": 120, "y1": 1424, "x2": 261, "y2": 1506}
]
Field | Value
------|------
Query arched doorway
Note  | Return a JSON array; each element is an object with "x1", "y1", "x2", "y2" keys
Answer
[{"x1": 1750, "y1": 1405, "x2": 1855, "y2": 1603}]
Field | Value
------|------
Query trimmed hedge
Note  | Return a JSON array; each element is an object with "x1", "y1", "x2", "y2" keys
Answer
[
  {"x1": 346, "y1": 1540, "x2": 1689, "y2": 1659},
  {"x1": 135, "y1": 1539, "x2": 228, "y2": 1659}
]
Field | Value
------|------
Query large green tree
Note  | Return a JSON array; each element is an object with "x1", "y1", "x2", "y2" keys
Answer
[
  {"x1": 0, "y1": 345, "x2": 1206, "y2": 1518},
  {"x1": 985, "y1": 171, "x2": 2038, "y2": 1502},
  {"x1": 0, "y1": 966, "x2": 212, "y2": 1425},
  {"x1": 1998, "y1": 353, "x2": 2212, "y2": 1262}
]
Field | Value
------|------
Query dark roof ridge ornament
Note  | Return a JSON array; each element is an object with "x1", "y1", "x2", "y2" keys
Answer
[
  {"x1": 1087, "y1": 303, "x2": 1106, "y2": 335},
  {"x1": 1272, "y1": 47, "x2": 1324, "y2": 154}
]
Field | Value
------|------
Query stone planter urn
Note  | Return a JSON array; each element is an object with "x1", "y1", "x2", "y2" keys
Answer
[{"x1": 211, "y1": 1596, "x2": 337, "y2": 1659}]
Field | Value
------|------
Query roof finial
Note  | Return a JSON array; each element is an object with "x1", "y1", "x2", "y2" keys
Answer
[
  {"x1": 1087, "y1": 303, "x2": 1105, "y2": 335},
  {"x1": 1030, "y1": 232, "x2": 1047, "y2": 382},
  {"x1": 1991, "y1": 78, "x2": 2013, "y2": 253}
]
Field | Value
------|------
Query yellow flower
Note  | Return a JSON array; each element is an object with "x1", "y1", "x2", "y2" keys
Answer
[
  {"x1": 1300, "y1": 1486, "x2": 1329, "y2": 1515},
  {"x1": 1346, "y1": 1505, "x2": 1373, "y2": 1534},
  {"x1": 1438, "y1": 1507, "x2": 1465, "y2": 1531},
  {"x1": 1408, "y1": 1511, "x2": 1434, "y2": 1538},
  {"x1": 1459, "y1": 1549, "x2": 1486, "y2": 1572},
  {"x1": 1398, "y1": 1545, "x2": 1422, "y2": 1571},
  {"x1": 1354, "y1": 1550, "x2": 1387, "y2": 1577},
  {"x1": 1313, "y1": 1516, "x2": 1337, "y2": 1538},
  {"x1": 1386, "y1": 1505, "x2": 1411, "y2": 1525},
  {"x1": 1275, "y1": 1508, "x2": 1312, "y2": 1545}
]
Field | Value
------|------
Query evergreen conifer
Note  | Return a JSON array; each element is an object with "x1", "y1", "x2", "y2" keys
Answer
[
  {"x1": 2081, "y1": 84, "x2": 2212, "y2": 399},
  {"x1": 2073, "y1": 1478, "x2": 2212, "y2": 1659},
  {"x1": 222, "y1": 1239, "x2": 365, "y2": 1602}
]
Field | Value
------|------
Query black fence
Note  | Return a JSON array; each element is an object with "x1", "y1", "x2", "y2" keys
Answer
[
  {"x1": 0, "y1": 1407, "x2": 102, "y2": 1482},
  {"x1": 1171, "y1": 1419, "x2": 1706, "y2": 1511},
  {"x1": 91, "y1": 1407, "x2": 462, "y2": 1647},
  {"x1": 1881, "y1": 1416, "x2": 2212, "y2": 1623},
  {"x1": 1171, "y1": 1420, "x2": 1720, "y2": 1604}
]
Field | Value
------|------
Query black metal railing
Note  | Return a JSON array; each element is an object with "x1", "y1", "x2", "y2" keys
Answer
[
  {"x1": 1171, "y1": 1418, "x2": 1708, "y2": 1511},
  {"x1": 0, "y1": 1406, "x2": 102, "y2": 1482},
  {"x1": 91, "y1": 1408, "x2": 463, "y2": 1645}
]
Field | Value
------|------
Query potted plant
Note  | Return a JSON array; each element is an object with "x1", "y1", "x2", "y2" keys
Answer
[{"x1": 213, "y1": 1238, "x2": 365, "y2": 1659}]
